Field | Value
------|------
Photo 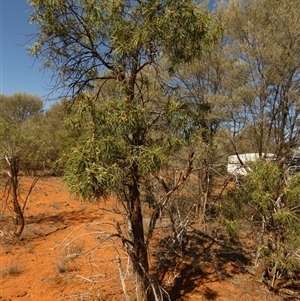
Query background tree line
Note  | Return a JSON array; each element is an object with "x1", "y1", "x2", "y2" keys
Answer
[
  {"x1": 0, "y1": 93, "x2": 71, "y2": 175},
  {"x1": 0, "y1": 0, "x2": 299, "y2": 299}
]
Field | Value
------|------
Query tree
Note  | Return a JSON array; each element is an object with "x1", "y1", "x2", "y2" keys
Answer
[
  {"x1": 208, "y1": 0, "x2": 300, "y2": 291},
  {"x1": 213, "y1": 0, "x2": 300, "y2": 160},
  {"x1": 0, "y1": 93, "x2": 45, "y2": 171},
  {"x1": 0, "y1": 92, "x2": 43, "y2": 124},
  {"x1": 0, "y1": 93, "x2": 49, "y2": 175},
  {"x1": 0, "y1": 93, "x2": 44, "y2": 237},
  {"x1": 28, "y1": 1, "x2": 217, "y2": 299},
  {"x1": 163, "y1": 31, "x2": 226, "y2": 225}
]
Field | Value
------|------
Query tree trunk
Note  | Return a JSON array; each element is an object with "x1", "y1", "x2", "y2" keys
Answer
[
  {"x1": 13, "y1": 196, "x2": 25, "y2": 237},
  {"x1": 7, "y1": 156, "x2": 25, "y2": 237},
  {"x1": 129, "y1": 179, "x2": 152, "y2": 301},
  {"x1": 197, "y1": 160, "x2": 210, "y2": 230}
]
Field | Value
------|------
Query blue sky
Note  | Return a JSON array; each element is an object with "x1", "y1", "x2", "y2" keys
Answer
[
  {"x1": 0, "y1": 0, "x2": 56, "y2": 104},
  {"x1": 0, "y1": 0, "x2": 216, "y2": 106}
]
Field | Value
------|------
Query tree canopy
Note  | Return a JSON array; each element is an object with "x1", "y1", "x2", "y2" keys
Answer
[
  {"x1": 213, "y1": 0, "x2": 300, "y2": 158},
  {"x1": 0, "y1": 93, "x2": 43, "y2": 124},
  {"x1": 29, "y1": 0, "x2": 217, "y2": 97}
]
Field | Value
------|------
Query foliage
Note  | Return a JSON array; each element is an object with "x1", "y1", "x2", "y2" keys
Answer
[
  {"x1": 28, "y1": 0, "x2": 217, "y2": 300},
  {"x1": 196, "y1": 0, "x2": 300, "y2": 160},
  {"x1": 63, "y1": 86, "x2": 201, "y2": 199},
  {"x1": 0, "y1": 94, "x2": 73, "y2": 175},
  {"x1": 29, "y1": 0, "x2": 217, "y2": 97},
  {"x1": 0, "y1": 93, "x2": 43, "y2": 124},
  {"x1": 222, "y1": 160, "x2": 300, "y2": 287},
  {"x1": 22, "y1": 0, "x2": 300, "y2": 296},
  {"x1": 35, "y1": 101, "x2": 74, "y2": 174},
  {"x1": 0, "y1": 93, "x2": 43, "y2": 170}
]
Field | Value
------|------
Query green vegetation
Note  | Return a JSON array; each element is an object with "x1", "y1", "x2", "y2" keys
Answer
[
  {"x1": 221, "y1": 161, "x2": 300, "y2": 287},
  {"x1": 28, "y1": 1, "x2": 217, "y2": 300},
  {"x1": 0, "y1": 0, "x2": 299, "y2": 298},
  {"x1": 0, "y1": 93, "x2": 70, "y2": 175}
]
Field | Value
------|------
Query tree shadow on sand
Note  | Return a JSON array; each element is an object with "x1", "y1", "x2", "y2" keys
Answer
[{"x1": 153, "y1": 228, "x2": 251, "y2": 300}]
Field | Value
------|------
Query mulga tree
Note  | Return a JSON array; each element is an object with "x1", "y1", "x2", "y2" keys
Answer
[
  {"x1": 28, "y1": 0, "x2": 217, "y2": 300},
  {"x1": 214, "y1": 0, "x2": 300, "y2": 160}
]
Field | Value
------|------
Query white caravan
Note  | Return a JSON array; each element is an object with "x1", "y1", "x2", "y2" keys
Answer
[{"x1": 227, "y1": 153, "x2": 276, "y2": 176}]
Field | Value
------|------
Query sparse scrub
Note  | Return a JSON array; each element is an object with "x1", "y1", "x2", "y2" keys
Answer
[
  {"x1": 22, "y1": 0, "x2": 300, "y2": 298},
  {"x1": 54, "y1": 255, "x2": 80, "y2": 274},
  {"x1": 222, "y1": 161, "x2": 300, "y2": 290}
]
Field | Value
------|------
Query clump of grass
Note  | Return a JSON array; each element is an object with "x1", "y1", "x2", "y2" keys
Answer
[
  {"x1": 55, "y1": 252, "x2": 80, "y2": 274},
  {"x1": 2, "y1": 262, "x2": 23, "y2": 276},
  {"x1": 55, "y1": 258, "x2": 69, "y2": 273},
  {"x1": 53, "y1": 242, "x2": 84, "y2": 274},
  {"x1": 3, "y1": 245, "x2": 14, "y2": 254}
]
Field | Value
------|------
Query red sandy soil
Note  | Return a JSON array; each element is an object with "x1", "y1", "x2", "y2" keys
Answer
[{"x1": 0, "y1": 177, "x2": 288, "y2": 300}]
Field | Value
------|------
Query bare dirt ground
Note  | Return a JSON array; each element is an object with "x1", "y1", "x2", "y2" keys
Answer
[{"x1": 0, "y1": 177, "x2": 292, "y2": 300}]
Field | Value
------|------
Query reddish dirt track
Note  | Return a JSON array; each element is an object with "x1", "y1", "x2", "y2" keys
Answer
[{"x1": 0, "y1": 177, "x2": 286, "y2": 300}]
